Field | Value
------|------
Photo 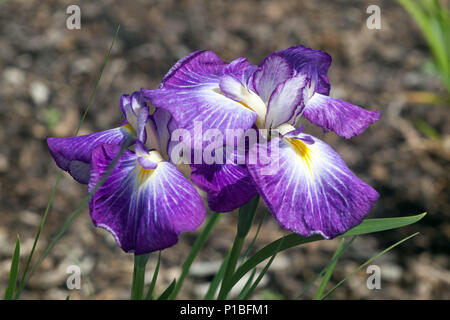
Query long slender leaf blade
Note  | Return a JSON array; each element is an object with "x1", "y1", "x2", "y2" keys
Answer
[
  {"x1": 4, "y1": 235, "x2": 20, "y2": 300},
  {"x1": 157, "y1": 279, "x2": 176, "y2": 300},
  {"x1": 340, "y1": 213, "x2": 426, "y2": 237},
  {"x1": 313, "y1": 238, "x2": 346, "y2": 300},
  {"x1": 237, "y1": 269, "x2": 257, "y2": 300},
  {"x1": 145, "y1": 251, "x2": 161, "y2": 300},
  {"x1": 321, "y1": 232, "x2": 420, "y2": 299},
  {"x1": 230, "y1": 213, "x2": 426, "y2": 290},
  {"x1": 241, "y1": 236, "x2": 285, "y2": 300},
  {"x1": 14, "y1": 24, "x2": 121, "y2": 300},
  {"x1": 296, "y1": 236, "x2": 357, "y2": 299}
]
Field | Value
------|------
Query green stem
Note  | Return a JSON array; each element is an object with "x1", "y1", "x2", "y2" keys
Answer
[
  {"x1": 218, "y1": 195, "x2": 259, "y2": 300},
  {"x1": 218, "y1": 235, "x2": 245, "y2": 300},
  {"x1": 169, "y1": 212, "x2": 222, "y2": 299},
  {"x1": 131, "y1": 254, "x2": 150, "y2": 300}
]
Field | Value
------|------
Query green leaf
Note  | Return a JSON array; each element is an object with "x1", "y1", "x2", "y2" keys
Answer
[
  {"x1": 340, "y1": 213, "x2": 426, "y2": 237},
  {"x1": 237, "y1": 269, "x2": 257, "y2": 300},
  {"x1": 237, "y1": 195, "x2": 259, "y2": 237},
  {"x1": 398, "y1": 0, "x2": 450, "y2": 92},
  {"x1": 241, "y1": 211, "x2": 267, "y2": 264},
  {"x1": 4, "y1": 235, "x2": 20, "y2": 300},
  {"x1": 131, "y1": 254, "x2": 150, "y2": 300},
  {"x1": 145, "y1": 251, "x2": 161, "y2": 300},
  {"x1": 296, "y1": 236, "x2": 357, "y2": 299},
  {"x1": 240, "y1": 235, "x2": 285, "y2": 300},
  {"x1": 218, "y1": 196, "x2": 260, "y2": 300},
  {"x1": 321, "y1": 232, "x2": 420, "y2": 299},
  {"x1": 157, "y1": 279, "x2": 176, "y2": 300},
  {"x1": 230, "y1": 213, "x2": 426, "y2": 292},
  {"x1": 415, "y1": 119, "x2": 441, "y2": 140},
  {"x1": 313, "y1": 238, "x2": 347, "y2": 299},
  {"x1": 204, "y1": 251, "x2": 230, "y2": 300}
]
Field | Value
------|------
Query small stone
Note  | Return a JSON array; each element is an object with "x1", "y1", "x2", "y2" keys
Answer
[
  {"x1": 29, "y1": 81, "x2": 50, "y2": 106},
  {"x1": 0, "y1": 154, "x2": 8, "y2": 172},
  {"x1": 3, "y1": 67, "x2": 25, "y2": 87}
]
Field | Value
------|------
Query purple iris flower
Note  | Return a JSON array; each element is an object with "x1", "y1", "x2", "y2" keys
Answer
[
  {"x1": 47, "y1": 92, "x2": 206, "y2": 254},
  {"x1": 142, "y1": 46, "x2": 380, "y2": 239}
]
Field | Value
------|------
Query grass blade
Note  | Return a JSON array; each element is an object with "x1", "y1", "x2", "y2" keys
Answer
[
  {"x1": 169, "y1": 212, "x2": 222, "y2": 299},
  {"x1": 230, "y1": 213, "x2": 426, "y2": 293},
  {"x1": 131, "y1": 254, "x2": 150, "y2": 300},
  {"x1": 145, "y1": 251, "x2": 161, "y2": 300},
  {"x1": 14, "y1": 24, "x2": 121, "y2": 300},
  {"x1": 237, "y1": 269, "x2": 257, "y2": 300},
  {"x1": 241, "y1": 211, "x2": 267, "y2": 264},
  {"x1": 218, "y1": 196, "x2": 260, "y2": 300},
  {"x1": 157, "y1": 279, "x2": 176, "y2": 300},
  {"x1": 321, "y1": 232, "x2": 420, "y2": 299},
  {"x1": 204, "y1": 251, "x2": 231, "y2": 300},
  {"x1": 19, "y1": 136, "x2": 132, "y2": 295},
  {"x1": 240, "y1": 235, "x2": 285, "y2": 300},
  {"x1": 4, "y1": 235, "x2": 20, "y2": 300}
]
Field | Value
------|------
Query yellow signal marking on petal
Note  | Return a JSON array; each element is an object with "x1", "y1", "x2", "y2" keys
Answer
[
  {"x1": 122, "y1": 123, "x2": 137, "y2": 137},
  {"x1": 286, "y1": 137, "x2": 313, "y2": 176},
  {"x1": 135, "y1": 166, "x2": 155, "y2": 191}
]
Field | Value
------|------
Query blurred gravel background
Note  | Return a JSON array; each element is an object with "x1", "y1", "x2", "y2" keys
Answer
[{"x1": 0, "y1": 0, "x2": 449, "y2": 299}]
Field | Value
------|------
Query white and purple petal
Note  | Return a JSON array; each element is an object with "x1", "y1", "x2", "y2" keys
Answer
[
  {"x1": 275, "y1": 45, "x2": 332, "y2": 96},
  {"x1": 121, "y1": 92, "x2": 148, "y2": 143},
  {"x1": 89, "y1": 144, "x2": 206, "y2": 254},
  {"x1": 303, "y1": 93, "x2": 381, "y2": 138},
  {"x1": 47, "y1": 125, "x2": 135, "y2": 183},
  {"x1": 252, "y1": 54, "x2": 293, "y2": 104},
  {"x1": 247, "y1": 134, "x2": 378, "y2": 239},
  {"x1": 265, "y1": 74, "x2": 307, "y2": 129}
]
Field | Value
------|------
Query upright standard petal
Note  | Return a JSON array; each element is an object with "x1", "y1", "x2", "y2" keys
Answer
[
  {"x1": 89, "y1": 144, "x2": 206, "y2": 254},
  {"x1": 47, "y1": 125, "x2": 135, "y2": 183},
  {"x1": 247, "y1": 134, "x2": 379, "y2": 239},
  {"x1": 142, "y1": 51, "x2": 257, "y2": 142},
  {"x1": 275, "y1": 45, "x2": 332, "y2": 96},
  {"x1": 121, "y1": 92, "x2": 149, "y2": 143},
  {"x1": 252, "y1": 54, "x2": 293, "y2": 104},
  {"x1": 303, "y1": 93, "x2": 381, "y2": 138}
]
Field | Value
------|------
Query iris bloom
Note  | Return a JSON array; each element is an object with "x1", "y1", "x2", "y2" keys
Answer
[
  {"x1": 143, "y1": 46, "x2": 380, "y2": 239},
  {"x1": 47, "y1": 92, "x2": 205, "y2": 254}
]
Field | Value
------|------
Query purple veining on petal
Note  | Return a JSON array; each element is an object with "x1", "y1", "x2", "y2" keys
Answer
[
  {"x1": 304, "y1": 93, "x2": 381, "y2": 138},
  {"x1": 275, "y1": 45, "x2": 332, "y2": 96},
  {"x1": 142, "y1": 51, "x2": 258, "y2": 146},
  {"x1": 265, "y1": 74, "x2": 307, "y2": 129},
  {"x1": 247, "y1": 134, "x2": 378, "y2": 239},
  {"x1": 47, "y1": 125, "x2": 135, "y2": 184}
]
